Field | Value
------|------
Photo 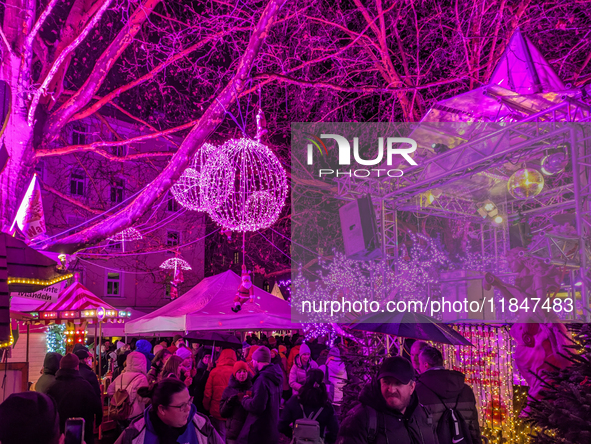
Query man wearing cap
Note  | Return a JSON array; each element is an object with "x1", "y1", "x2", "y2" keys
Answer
[
  {"x1": 74, "y1": 346, "x2": 101, "y2": 398},
  {"x1": 236, "y1": 346, "x2": 284, "y2": 444},
  {"x1": 168, "y1": 334, "x2": 185, "y2": 354},
  {"x1": 0, "y1": 392, "x2": 64, "y2": 444},
  {"x1": 46, "y1": 353, "x2": 103, "y2": 444},
  {"x1": 336, "y1": 356, "x2": 437, "y2": 444}
]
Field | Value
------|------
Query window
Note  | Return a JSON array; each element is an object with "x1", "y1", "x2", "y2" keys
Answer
[
  {"x1": 263, "y1": 281, "x2": 270, "y2": 292},
  {"x1": 111, "y1": 145, "x2": 127, "y2": 157},
  {"x1": 70, "y1": 170, "x2": 85, "y2": 196},
  {"x1": 233, "y1": 251, "x2": 240, "y2": 264},
  {"x1": 106, "y1": 271, "x2": 121, "y2": 296},
  {"x1": 167, "y1": 231, "x2": 180, "y2": 247},
  {"x1": 72, "y1": 123, "x2": 86, "y2": 145},
  {"x1": 168, "y1": 195, "x2": 179, "y2": 212},
  {"x1": 111, "y1": 178, "x2": 124, "y2": 203}
]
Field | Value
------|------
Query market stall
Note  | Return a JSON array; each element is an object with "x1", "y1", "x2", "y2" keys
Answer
[{"x1": 125, "y1": 269, "x2": 301, "y2": 334}]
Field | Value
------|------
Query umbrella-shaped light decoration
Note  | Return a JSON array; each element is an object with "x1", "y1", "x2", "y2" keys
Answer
[
  {"x1": 170, "y1": 143, "x2": 230, "y2": 212},
  {"x1": 199, "y1": 138, "x2": 288, "y2": 232},
  {"x1": 107, "y1": 227, "x2": 142, "y2": 252},
  {"x1": 159, "y1": 257, "x2": 191, "y2": 300}
]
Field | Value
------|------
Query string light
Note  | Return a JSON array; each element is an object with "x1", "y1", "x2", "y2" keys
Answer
[
  {"x1": 107, "y1": 227, "x2": 142, "y2": 242},
  {"x1": 200, "y1": 138, "x2": 288, "y2": 232},
  {"x1": 159, "y1": 257, "x2": 192, "y2": 270},
  {"x1": 7, "y1": 273, "x2": 73, "y2": 286},
  {"x1": 46, "y1": 324, "x2": 66, "y2": 354},
  {"x1": 170, "y1": 143, "x2": 218, "y2": 211}
]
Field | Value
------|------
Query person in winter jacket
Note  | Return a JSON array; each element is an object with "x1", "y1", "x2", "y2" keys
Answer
[
  {"x1": 287, "y1": 338, "x2": 303, "y2": 372},
  {"x1": 46, "y1": 353, "x2": 103, "y2": 444},
  {"x1": 279, "y1": 369, "x2": 339, "y2": 444},
  {"x1": 320, "y1": 347, "x2": 348, "y2": 413},
  {"x1": 415, "y1": 346, "x2": 483, "y2": 444},
  {"x1": 148, "y1": 348, "x2": 172, "y2": 383},
  {"x1": 219, "y1": 361, "x2": 253, "y2": 444},
  {"x1": 115, "y1": 377, "x2": 223, "y2": 444},
  {"x1": 289, "y1": 343, "x2": 319, "y2": 396},
  {"x1": 34, "y1": 352, "x2": 62, "y2": 394},
  {"x1": 167, "y1": 334, "x2": 185, "y2": 354},
  {"x1": 203, "y1": 349, "x2": 237, "y2": 440},
  {"x1": 336, "y1": 357, "x2": 437, "y2": 444},
  {"x1": 135, "y1": 339, "x2": 155, "y2": 373},
  {"x1": 113, "y1": 351, "x2": 131, "y2": 380},
  {"x1": 236, "y1": 346, "x2": 283, "y2": 444},
  {"x1": 0, "y1": 392, "x2": 62, "y2": 444},
  {"x1": 108, "y1": 351, "x2": 150, "y2": 423},
  {"x1": 277, "y1": 345, "x2": 291, "y2": 401},
  {"x1": 191, "y1": 353, "x2": 214, "y2": 415},
  {"x1": 74, "y1": 346, "x2": 102, "y2": 399}
]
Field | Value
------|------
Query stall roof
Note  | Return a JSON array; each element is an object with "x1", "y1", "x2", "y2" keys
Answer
[
  {"x1": 35, "y1": 276, "x2": 117, "y2": 312},
  {"x1": 125, "y1": 270, "x2": 301, "y2": 334}
]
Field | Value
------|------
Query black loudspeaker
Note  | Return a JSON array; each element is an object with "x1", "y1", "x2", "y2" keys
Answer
[{"x1": 339, "y1": 194, "x2": 382, "y2": 260}]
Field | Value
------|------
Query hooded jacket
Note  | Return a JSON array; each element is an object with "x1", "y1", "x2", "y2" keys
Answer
[
  {"x1": 114, "y1": 403, "x2": 224, "y2": 444},
  {"x1": 320, "y1": 357, "x2": 348, "y2": 404},
  {"x1": 108, "y1": 351, "x2": 150, "y2": 419},
  {"x1": 135, "y1": 340, "x2": 155, "y2": 373},
  {"x1": 336, "y1": 380, "x2": 438, "y2": 444},
  {"x1": 219, "y1": 373, "x2": 253, "y2": 440},
  {"x1": 415, "y1": 368, "x2": 482, "y2": 444},
  {"x1": 203, "y1": 349, "x2": 237, "y2": 420},
  {"x1": 289, "y1": 354, "x2": 319, "y2": 395},
  {"x1": 46, "y1": 368, "x2": 103, "y2": 444},
  {"x1": 34, "y1": 352, "x2": 62, "y2": 394},
  {"x1": 287, "y1": 345, "x2": 300, "y2": 373},
  {"x1": 236, "y1": 363, "x2": 284, "y2": 444}
]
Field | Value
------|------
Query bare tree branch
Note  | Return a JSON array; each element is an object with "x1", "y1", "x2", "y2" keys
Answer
[
  {"x1": 25, "y1": 0, "x2": 60, "y2": 51},
  {"x1": 42, "y1": 183, "x2": 104, "y2": 214},
  {"x1": 28, "y1": 0, "x2": 114, "y2": 126},
  {"x1": 44, "y1": 0, "x2": 162, "y2": 142},
  {"x1": 44, "y1": 0, "x2": 288, "y2": 251}
]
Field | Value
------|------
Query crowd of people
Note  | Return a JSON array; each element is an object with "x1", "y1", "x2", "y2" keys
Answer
[{"x1": 0, "y1": 334, "x2": 484, "y2": 444}]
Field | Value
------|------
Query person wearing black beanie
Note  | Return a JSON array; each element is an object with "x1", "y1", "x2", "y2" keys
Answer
[{"x1": 0, "y1": 392, "x2": 62, "y2": 444}]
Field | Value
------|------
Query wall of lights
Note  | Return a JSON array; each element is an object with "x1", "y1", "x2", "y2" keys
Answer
[{"x1": 442, "y1": 324, "x2": 527, "y2": 444}]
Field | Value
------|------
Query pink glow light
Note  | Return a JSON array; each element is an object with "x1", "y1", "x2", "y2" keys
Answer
[{"x1": 200, "y1": 138, "x2": 288, "y2": 232}]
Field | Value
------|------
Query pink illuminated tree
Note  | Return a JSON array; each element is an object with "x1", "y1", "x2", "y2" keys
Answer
[{"x1": 0, "y1": 0, "x2": 588, "y2": 258}]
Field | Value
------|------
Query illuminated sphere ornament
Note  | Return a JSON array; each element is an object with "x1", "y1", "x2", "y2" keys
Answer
[
  {"x1": 200, "y1": 138, "x2": 288, "y2": 232},
  {"x1": 171, "y1": 143, "x2": 226, "y2": 211},
  {"x1": 507, "y1": 168, "x2": 544, "y2": 199},
  {"x1": 541, "y1": 152, "x2": 568, "y2": 176}
]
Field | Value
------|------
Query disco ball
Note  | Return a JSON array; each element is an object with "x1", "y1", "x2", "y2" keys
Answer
[
  {"x1": 541, "y1": 152, "x2": 568, "y2": 176},
  {"x1": 507, "y1": 168, "x2": 544, "y2": 199},
  {"x1": 200, "y1": 138, "x2": 288, "y2": 232},
  {"x1": 171, "y1": 143, "x2": 227, "y2": 211}
]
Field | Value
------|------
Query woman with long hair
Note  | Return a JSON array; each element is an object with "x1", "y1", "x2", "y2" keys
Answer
[
  {"x1": 148, "y1": 349, "x2": 172, "y2": 384},
  {"x1": 115, "y1": 378, "x2": 223, "y2": 444},
  {"x1": 279, "y1": 369, "x2": 339, "y2": 444}
]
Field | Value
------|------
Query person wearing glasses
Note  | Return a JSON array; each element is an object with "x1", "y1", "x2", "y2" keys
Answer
[{"x1": 115, "y1": 378, "x2": 223, "y2": 444}]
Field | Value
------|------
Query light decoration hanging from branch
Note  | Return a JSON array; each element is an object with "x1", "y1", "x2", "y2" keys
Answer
[
  {"x1": 107, "y1": 227, "x2": 142, "y2": 252},
  {"x1": 200, "y1": 138, "x2": 288, "y2": 232},
  {"x1": 170, "y1": 143, "x2": 223, "y2": 212},
  {"x1": 159, "y1": 257, "x2": 192, "y2": 271}
]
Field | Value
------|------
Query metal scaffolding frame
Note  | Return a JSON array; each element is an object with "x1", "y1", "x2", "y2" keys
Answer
[{"x1": 334, "y1": 98, "x2": 591, "y2": 320}]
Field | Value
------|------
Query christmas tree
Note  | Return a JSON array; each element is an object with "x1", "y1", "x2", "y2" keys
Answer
[
  {"x1": 526, "y1": 324, "x2": 591, "y2": 444},
  {"x1": 46, "y1": 324, "x2": 66, "y2": 355}
]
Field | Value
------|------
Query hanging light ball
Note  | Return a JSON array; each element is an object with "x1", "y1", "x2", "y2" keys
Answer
[
  {"x1": 507, "y1": 168, "x2": 544, "y2": 199},
  {"x1": 171, "y1": 143, "x2": 227, "y2": 212},
  {"x1": 541, "y1": 152, "x2": 568, "y2": 176},
  {"x1": 200, "y1": 138, "x2": 288, "y2": 232}
]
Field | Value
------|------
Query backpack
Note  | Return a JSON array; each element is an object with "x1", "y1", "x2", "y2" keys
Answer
[
  {"x1": 110, "y1": 374, "x2": 142, "y2": 421},
  {"x1": 422, "y1": 384, "x2": 473, "y2": 444},
  {"x1": 291, "y1": 404, "x2": 324, "y2": 444}
]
